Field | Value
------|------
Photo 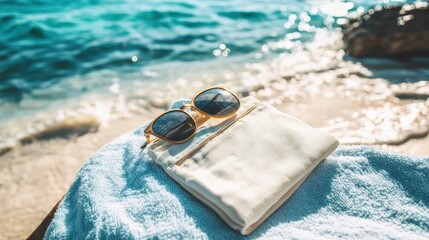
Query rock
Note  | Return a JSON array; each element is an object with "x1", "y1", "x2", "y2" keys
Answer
[
  {"x1": 342, "y1": 3, "x2": 429, "y2": 57},
  {"x1": 21, "y1": 115, "x2": 100, "y2": 144}
]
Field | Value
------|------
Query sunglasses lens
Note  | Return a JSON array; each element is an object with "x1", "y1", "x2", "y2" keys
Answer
[
  {"x1": 151, "y1": 110, "x2": 196, "y2": 142},
  {"x1": 193, "y1": 88, "x2": 240, "y2": 117}
]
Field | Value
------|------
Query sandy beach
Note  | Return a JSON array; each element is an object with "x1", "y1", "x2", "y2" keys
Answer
[
  {"x1": 0, "y1": 111, "x2": 157, "y2": 240},
  {"x1": 1, "y1": 80, "x2": 428, "y2": 239}
]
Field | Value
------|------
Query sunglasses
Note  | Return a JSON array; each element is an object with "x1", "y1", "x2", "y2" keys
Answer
[{"x1": 141, "y1": 86, "x2": 240, "y2": 148}]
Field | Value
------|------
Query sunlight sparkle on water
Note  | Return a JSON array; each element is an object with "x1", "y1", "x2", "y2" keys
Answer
[
  {"x1": 212, "y1": 44, "x2": 230, "y2": 57},
  {"x1": 319, "y1": 2, "x2": 355, "y2": 17}
]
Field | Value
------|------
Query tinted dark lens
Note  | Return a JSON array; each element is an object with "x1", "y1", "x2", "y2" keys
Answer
[
  {"x1": 151, "y1": 110, "x2": 196, "y2": 142},
  {"x1": 193, "y1": 88, "x2": 240, "y2": 117}
]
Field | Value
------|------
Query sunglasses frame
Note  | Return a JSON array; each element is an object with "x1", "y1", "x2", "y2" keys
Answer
[{"x1": 143, "y1": 85, "x2": 241, "y2": 145}]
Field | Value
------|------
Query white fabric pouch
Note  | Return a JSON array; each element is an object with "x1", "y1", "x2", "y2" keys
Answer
[{"x1": 143, "y1": 96, "x2": 339, "y2": 235}]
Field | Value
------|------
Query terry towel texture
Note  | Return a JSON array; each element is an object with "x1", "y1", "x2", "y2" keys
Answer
[{"x1": 46, "y1": 101, "x2": 429, "y2": 239}]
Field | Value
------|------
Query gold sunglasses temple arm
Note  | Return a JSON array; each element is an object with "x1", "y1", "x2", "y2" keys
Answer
[
  {"x1": 140, "y1": 133, "x2": 151, "y2": 149},
  {"x1": 141, "y1": 122, "x2": 152, "y2": 149}
]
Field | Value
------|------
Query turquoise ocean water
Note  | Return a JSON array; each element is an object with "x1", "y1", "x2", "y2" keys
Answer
[
  {"x1": 0, "y1": 0, "x2": 335, "y2": 102},
  {"x1": 1, "y1": 0, "x2": 428, "y2": 150}
]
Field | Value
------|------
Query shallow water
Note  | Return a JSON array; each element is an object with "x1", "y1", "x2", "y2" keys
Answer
[{"x1": 1, "y1": 0, "x2": 428, "y2": 153}]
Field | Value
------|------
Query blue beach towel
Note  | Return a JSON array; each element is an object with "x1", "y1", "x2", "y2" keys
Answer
[{"x1": 46, "y1": 103, "x2": 429, "y2": 239}]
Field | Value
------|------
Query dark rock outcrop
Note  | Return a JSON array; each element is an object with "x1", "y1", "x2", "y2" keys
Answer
[{"x1": 342, "y1": 3, "x2": 429, "y2": 57}]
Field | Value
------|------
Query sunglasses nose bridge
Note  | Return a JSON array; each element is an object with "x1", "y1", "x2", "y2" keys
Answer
[{"x1": 180, "y1": 103, "x2": 192, "y2": 111}]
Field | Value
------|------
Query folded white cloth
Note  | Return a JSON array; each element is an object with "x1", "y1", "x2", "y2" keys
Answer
[{"x1": 146, "y1": 96, "x2": 339, "y2": 234}]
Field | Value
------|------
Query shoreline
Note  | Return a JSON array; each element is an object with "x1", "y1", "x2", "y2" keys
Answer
[{"x1": 2, "y1": 30, "x2": 429, "y2": 156}]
